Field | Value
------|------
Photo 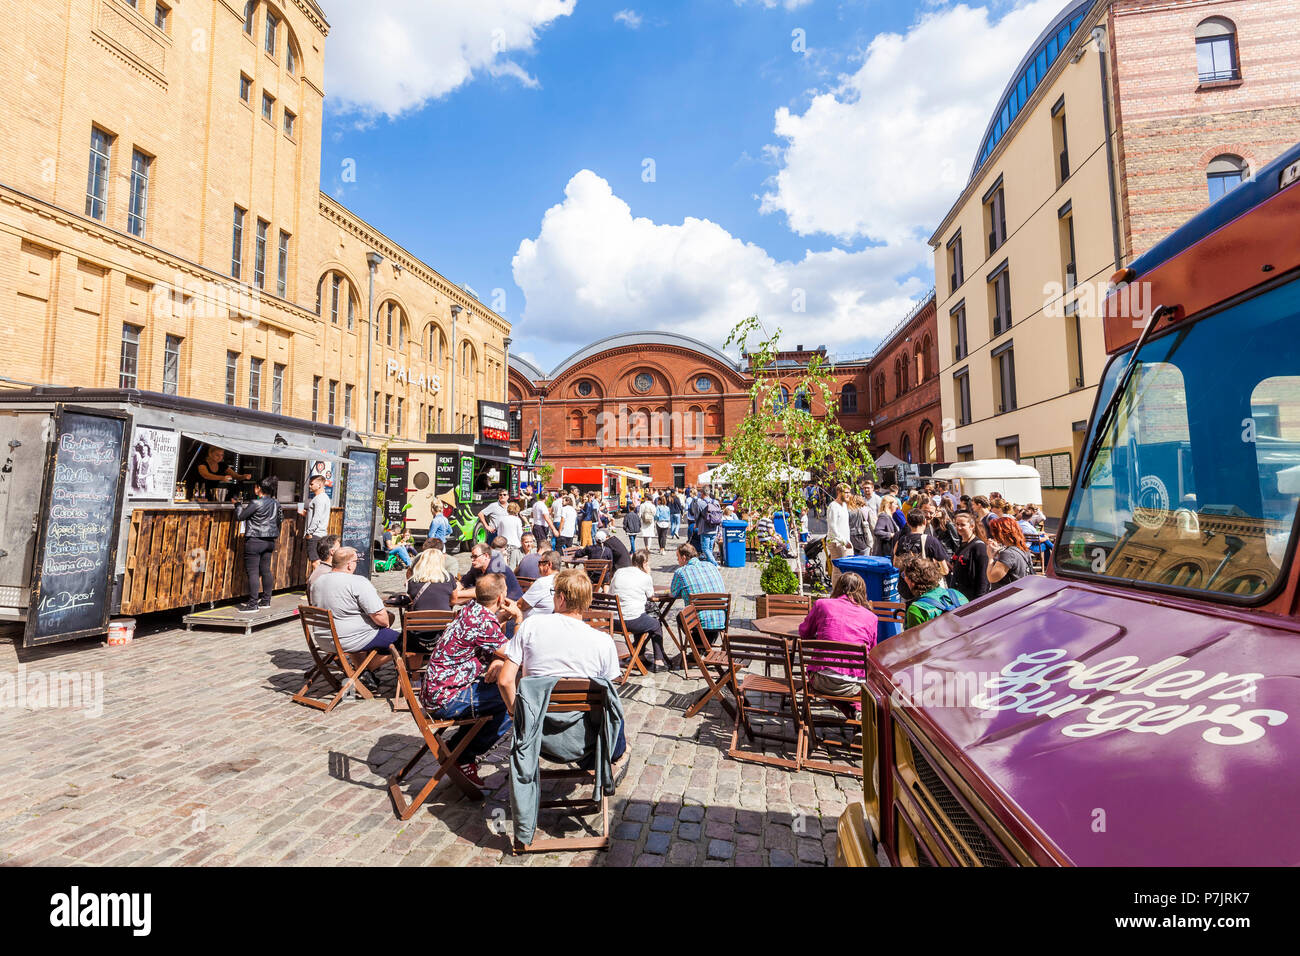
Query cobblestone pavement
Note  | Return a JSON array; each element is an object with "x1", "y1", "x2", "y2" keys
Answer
[{"x1": 0, "y1": 541, "x2": 862, "y2": 867}]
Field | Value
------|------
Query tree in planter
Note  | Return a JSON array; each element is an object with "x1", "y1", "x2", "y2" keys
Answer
[{"x1": 720, "y1": 315, "x2": 876, "y2": 593}]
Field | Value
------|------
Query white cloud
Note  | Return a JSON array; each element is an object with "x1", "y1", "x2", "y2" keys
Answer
[
  {"x1": 512, "y1": 171, "x2": 928, "y2": 361},
  {"x1": 323, "y1": 0, "x2": 576, "y2": 118},
  {"x1": 613, "y1": 9, "x2": 643, "y2": 29},
  {"x1": 760, "y1": 1, "x2": 1065, "y2": 243},
  {"x1": 736, "y1": 0, "x2": 816, "y2": 10}
]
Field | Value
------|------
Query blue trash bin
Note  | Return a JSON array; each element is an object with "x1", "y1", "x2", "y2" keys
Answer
[
  {"x1": 721, "y1": 519, "x2": 749, "y2": 568},
  {"x1": 832, "y1": 555, "x2": 903, "y2": 641}
]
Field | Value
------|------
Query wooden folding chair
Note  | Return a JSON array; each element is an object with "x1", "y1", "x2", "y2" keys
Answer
[
  {"x1": 386, "y1": 649, "x2": 491, "y2": 820},
  {"x1": 726, "y1": 631, "x2": 805, "y2": 771},
  {"x1": 516, "y1": 576, "x2": 536, "y2": 591},
  {"x1": 689, "y1": 593, "x2": 732, "y2": 637},
  {"x1": 291, "y1": 607, "x2": 381, "y2": 712},
  {"x1": 871, "y1": 601, "x2": 908, "y2": 629},
  {"x1": 766, "y1": 593, "x2": 815, "y2": 616},
  {"x1": 797, "y1": 638, "x2": 867, "y2": 777},
  {"x1": 678, "y1": 605, "x2": 740, "y2": 719},
  {"x1": 513, "y1": 679, "x2": 622, "y2": 854},
  {"x1": 582, "y1": 559, "x2": 612, "y2": 591},
  {"x1": 590, "y1": 592, "x2": 651, "y2": 683},
  {"x1": 392, "y1": 609, "x2": 456, "y2": 713}
]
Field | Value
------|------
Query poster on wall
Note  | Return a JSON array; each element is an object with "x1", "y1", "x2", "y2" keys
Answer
[
  {"x1": 434, "y1": 453, "x2": 458, "y2": 495},
  {"x1": 385, "y1": 451, "x2": 408, "y2": 524},
  {"x1": 125, "y1": 425, "x2": 179, "y2": 501},
  {"x1": 458, "y1": 455, "x2": 475, "y2": 501}
]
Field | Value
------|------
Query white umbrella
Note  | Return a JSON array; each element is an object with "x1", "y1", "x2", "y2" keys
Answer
[
  {"x1": 875, "y1": 451, "x2": 905, "y2": 468},
  {"x1": 697, "y1": 463, "x2": 810, "y2": 485}
]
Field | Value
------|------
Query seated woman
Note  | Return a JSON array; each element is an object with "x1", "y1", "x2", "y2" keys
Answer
[
  {"x1": 382, "y1": 522, "x2": 416, "y2": 568},
  {"x1": 609, "y1": 550, "x2": 671, "y2": 671},
  {"x1": 407, "y1": 548, "x2": 459, "y2": 612},
  {"x1": 798, "y1": 572, "x2": 878, "y2": 711}
]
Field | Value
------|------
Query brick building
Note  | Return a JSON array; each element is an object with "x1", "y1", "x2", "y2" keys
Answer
[
  {"x1": 858, "y1": 292, "x2": 944, "y2": 465},
  {"x1": 0, "y1": 0, "x2": 508, "y2": 444},
  {"x1": 508, "y1": 332, "x2": 751, "y2": 489}
]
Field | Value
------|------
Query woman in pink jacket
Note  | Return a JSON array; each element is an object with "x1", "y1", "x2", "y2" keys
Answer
[{"x1": 798, "y1": 572, "x2": 878, "y2": 708}]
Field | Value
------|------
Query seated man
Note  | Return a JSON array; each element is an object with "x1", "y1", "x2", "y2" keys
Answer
[
  {"x1": 496, "y1": 568, "x2": 626, "y2": 761},
  {"x1": 575, "y1": 530, "x2": 614, "y2": 564},
  {"x1": 669, "y1": 542, "x2": 726, "y2": 643},
  {"x1": 605, "y1": 531, "x2": 633, "y2": 571},
  {"x1": 455, "y1": 541, "x2": 523, "y2": 604},
  {"x1": 517, "y1": 551, "x2": 558, "y2": 618},
  {"x1": 420, "y1": 573, "x2": 523, "y2": 788},
  {"x1": 311, "y1": 547, "x2": 402, "y2": 693},
  {"x1": 306, "y1": 534, "x2": 339, "y2": 604},
  {"x1": 515, "y1": 533, "x2": 542, "y2": 578},
  {"x1": 753, "y1": 513, "x2": 789, "y2": 556},
  {"x1": 899, "y1": 555, "x2": 968, "y2": 629}
]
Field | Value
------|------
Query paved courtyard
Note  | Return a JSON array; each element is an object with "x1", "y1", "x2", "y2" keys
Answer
[{"x1": 0, "y1": 549, "x2": 862, "y2": 867}]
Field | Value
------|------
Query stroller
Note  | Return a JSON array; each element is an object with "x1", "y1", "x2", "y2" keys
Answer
[{"x1": 800, "y1": 538, "x2": 834, "y2": 593}]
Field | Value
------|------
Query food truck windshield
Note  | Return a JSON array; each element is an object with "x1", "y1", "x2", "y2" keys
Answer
[{"x1": 1056, "y1": 272, "x2": 1300, "y2": 602}]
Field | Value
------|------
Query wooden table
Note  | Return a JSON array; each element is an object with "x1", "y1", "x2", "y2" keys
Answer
[
  {"x1": 751, "y1": 615, "x2": 805, "y2": 641},
  {"x1": 650, "y1": 592, "x2": 688, "y2": 674}
]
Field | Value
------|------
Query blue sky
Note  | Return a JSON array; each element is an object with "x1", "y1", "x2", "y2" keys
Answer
[{"x1": 319, "y1": 0, "x2": 1066, "y2": 369}]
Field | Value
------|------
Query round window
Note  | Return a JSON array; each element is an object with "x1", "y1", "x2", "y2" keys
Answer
[
  {"x1": 577, "y1": 380, "x2": 593, "y2": 397},
  {"x1": 634, "y1": 372, "x2": 654, "y2": 393},
  {"x1": 412, "y1": 472, "x2": 430, "y2": 490},
  {"x1": 696, "y1": 376, "x2": 713, "y2": 392}
]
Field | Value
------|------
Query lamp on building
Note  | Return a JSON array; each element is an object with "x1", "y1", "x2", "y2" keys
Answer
[{"x1": 365, "y1": 252, "x2": 384, "y2": 435}]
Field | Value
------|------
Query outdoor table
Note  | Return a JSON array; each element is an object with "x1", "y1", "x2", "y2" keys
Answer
[
  {"x1": 651, "y1": 591, "x2": 687, "y2": 674},
  {"x1": 751, "y1": 615, "x2": 805, "y2": 642}
]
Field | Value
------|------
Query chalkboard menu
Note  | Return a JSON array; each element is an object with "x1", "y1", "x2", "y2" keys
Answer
[
  {"x1": 25, "y1": 409, "x2": 129, "y2": 647},
  {"x1": 385, "y1": 451, "x2": 408, "y2": 524},
  {"x1": 434, "y1": 453, "x2": 458, "y2": 496},
  {"x1": 342, "y1": 448, "x2": 379, "y2": 578},
  {"x1": 459, "y1": 455, "x2": 475, "y2": 501}
]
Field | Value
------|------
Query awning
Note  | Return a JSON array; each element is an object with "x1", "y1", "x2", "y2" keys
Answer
[
  {"x1": 605, "y1": 466, "x2": 652, "y2": 484},
  {"x1": 182, "y1": 431, "x2": 351, "y2": 464},
  {"x1": 875, "y1": 451, "x2": 905, "y2": 468}
]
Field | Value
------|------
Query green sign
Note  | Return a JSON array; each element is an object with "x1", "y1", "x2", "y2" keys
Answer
[{"x1": 459, "y1": 455, "x2": 475, "y2": 500}]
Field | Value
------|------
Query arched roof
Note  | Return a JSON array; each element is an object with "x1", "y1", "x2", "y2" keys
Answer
[
  {"x1": 509, "y1": 354, "x2": 547, "y2": 384},
  {"x1": 970, "y1": 0, "x2": 1097, "y2": 182},
  {"x1": 539, "y1": 331, "x2": 744, "y2": 382}
]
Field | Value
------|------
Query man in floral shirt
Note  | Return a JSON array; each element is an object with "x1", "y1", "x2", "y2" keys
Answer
[{"x1": 420, "y1": 573, "x2": 522, "y2": 787}]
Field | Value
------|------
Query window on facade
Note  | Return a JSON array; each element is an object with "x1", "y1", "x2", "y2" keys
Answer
[
  {"x1": 386, "y1": 303, "x2": 395, "y2": 346},
  {"x1": 396, "y1": 397, "x2": 404, "y2": 437},
  {"x1": 921, "y1": 425, "x2": 937, "y2": 464},
  {"x1": 954, "y1": 369, "x2": 971, "y2": 426},
  {"x1": 1207, "y1": 154, "x2": 1248, "y2": 202},
  {"x1": 265, "y1": 11, "x2": 278, "y2": 55},
  {"x1": 330, "y1": 274, "x2": 340, "y2": 324},
  {"x1": 1059, "y1": 206, "x2": 1077, "y2": 290},
  {"x1": 154, "y1": 2, "x2": 170, "y2": 31},
  {"x1": 901, "y1": 434, "x2": 912, "y2": 464},
  {"x1": 1052, "y1": 97, "x2": 1070, "y2": 186},
  {"x1": 384, "y1": 395, "x2": 392, "y2": 434},
  {"x1": 272, "y1": 363, "x2": 284, "y2": 414},
  {"x1": 226, "y1": 352, "x2": 239, "y2": 405},
  {"x1": 569, "y1": 411, "x2": 584, "y2": 439},
  {"x1": 243, "y1": 1, "x2": 255, "y2": 34},
  {"x1": 312, "y1": 376, "x2": 320, "y2": 420},
  {"x1": 162, "y1": 334, "x2": 181, "y2": 394},
  {"x1": 284, "y1": 109, "x2": 296, "y2": 139},
  {"x1": 840, "y1": 383, "x2": 858, "y2": 414},
  {"x1": 126, "y1": 149, "x2": 151, "y2": 238},
  {"x1": 1066, "y1": 310, "x2": 1085, "y2": 391},
  {"x1": 119, "y1": 325, "x2": 141, "y2": 388},
  {"x1": 239, "y1": 73, "x2": 252, "y2": 102},
  {"x1": 327, "y1": 380, "x2": 337, "y2": 425},
  {"x1": 372, "y1": 391, "x2": 379, "y2": 430},
  {"x1": 993, "y1": 343, "x2": 1017, "y2": 414},
  {"x1": 275, "y1": 230, "x2": 289, "y2": 297},
  {"x1": 920, "y1": 335, "x2": 933, "y2": 381},
  {"x1": 509, "y1": 410, "x2": 522, "y2": 441},
  {"x1": 344, "y1": 385, "x2": 354, "y2": 427},
  {"x1": 287, "y1": 42, "x2": 297, "y2": 75},
  {"x1": 262, "y1": 92, "x2": 274, "y2": 123},
  {"x1": 86, "y1": 127, "x2": 113, "y2": 221},
  {"x1": 951, "y1": 304, "x2": 968, "y2": 361},
  {"x1": 997, "y1": 436, "x2": 1020, "y2": 463},
  {"x1": 253, "y1": 219, "x2": 268, "y2": 289},
  {"x1": 794, "y1": 389, "x2": 811, "y2": 413},
  {"x1": 347, "y1": 289, "x2": 355, "y2": 330},
  {"x1": 989, "y1": 264, "x2": 1012, "y2": 336},
  {"x1": 231, "y1": 206, "x2": 245, "y2": 278},
  {"x1": 248, "y1": 357, "x2": 262, "y2": 410},
  {"x1": 985, "y1": 183, "x2": 1008, "y2": 254},
  {"x1": 1196, "y1": 18, "x2": 1239, "y2": 83},
  {"x1": 946, "y1": 231, "x2": 963, "y2": 293}
]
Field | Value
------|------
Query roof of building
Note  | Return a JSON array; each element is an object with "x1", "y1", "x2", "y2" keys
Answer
[
  {"x1": 509, "y1": 353, "x2": 547, "y2": 383},
  {"x1": 512, "y1": 331, "x2": 744, "y2": 384},
  {"x1": 969, "y1": 0, "x2": 1098, "y2": 183}
]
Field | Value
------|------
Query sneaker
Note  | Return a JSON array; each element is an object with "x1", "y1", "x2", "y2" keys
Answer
[
  {"x1": 458, "y1": 762, "x2": 487, "y2": 788},
  {"x1": 236, "y1": 600, "x2": 259, "y2": 613},
  {"x1": 357, "y1": 671, "x2": 381, "y2": 694},
  {"x1": 258, "y1": 596, "x2": 272, "y2": 608}
]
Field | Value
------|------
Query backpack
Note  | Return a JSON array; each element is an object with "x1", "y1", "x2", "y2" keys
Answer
[
  {"x1": 703, "y1": 499, "x2": 724, "y2": 528},
  {"x1": 910, "y1": 588, "x2": 966, "y2": 619}
]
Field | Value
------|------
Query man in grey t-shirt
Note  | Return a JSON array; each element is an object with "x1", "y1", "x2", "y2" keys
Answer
[
  {"x1": 311, "y1": 549, "x2": 401, "y2": 684},
  {"x1": 304, "y1": 476, "x2": 331, "y2": 575}
]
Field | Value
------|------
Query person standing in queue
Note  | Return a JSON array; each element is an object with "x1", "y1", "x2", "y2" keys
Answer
[
  {"x1": 303, "y1": 475, "x2": 331, "y2": 576},
  {"x1": 236, "y1": 476, "x2": 282, "y2": 612}
]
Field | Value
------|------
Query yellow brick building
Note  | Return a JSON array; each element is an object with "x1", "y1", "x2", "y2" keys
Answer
[{"x1": 0, "y1": 0, "x2": 508, "y2": 441}]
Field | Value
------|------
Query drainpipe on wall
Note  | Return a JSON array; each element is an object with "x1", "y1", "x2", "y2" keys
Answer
[
  {"x1": 450, "y1": 303, "x2": 461, "y2": 433},
  {"x1": 365, "y1": 252, "x2": 383, "y2": 436},
  {"x1": 1094, "y1": 22, "x2": 1124, "y2": 272}
]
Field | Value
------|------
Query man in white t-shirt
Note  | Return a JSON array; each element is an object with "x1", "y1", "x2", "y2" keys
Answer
[
  {"x1": 517, "y1": 551, "x2": 557, "y2": 618},
  {"x1": 477, "y1": 489, "x2": 510, "y2": 539},
  {"x1": 825, "y1": 482, "x2": 853, "y2": 585},
  {"x1": 531, "y1": 497, "x2": 558, "y2": 548},
  {"x1": 496, "y1": 568, "x2": 626, "y2": 759}
]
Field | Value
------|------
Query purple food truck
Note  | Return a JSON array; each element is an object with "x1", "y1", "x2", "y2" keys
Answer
[{"x1": 837, "y1": 141, "x2": 1300, "y2": 866}]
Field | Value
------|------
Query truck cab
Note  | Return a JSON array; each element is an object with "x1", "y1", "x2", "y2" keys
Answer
[{"x1": 837, "y1": 141, "x2": 1300, "y2": 866}]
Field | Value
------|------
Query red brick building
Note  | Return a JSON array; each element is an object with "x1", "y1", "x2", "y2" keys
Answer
[
  {"x1": 508, "y1": 332, "x2": 750, "y2": 488},
  {"x1": 509, "y1": 294, "x2": 945, "y2": 487}
]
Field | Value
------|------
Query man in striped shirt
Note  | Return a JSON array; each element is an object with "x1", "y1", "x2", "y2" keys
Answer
[{"x1": 669, "y1": 543, "x2": 726, "y2": 641}]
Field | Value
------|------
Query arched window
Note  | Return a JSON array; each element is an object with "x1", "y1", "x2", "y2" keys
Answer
[
  {"x1": 901, "y1": 434, "x2": 912, "y2": 463},
  {"x1": 243, "y1": 1, "x2": 256, "y2": 34},
  {"x1": 426, "y1": 324, "x2": 447, "y2": 364},
  {"x1": 794, "y1": 389, "x2": 812, "y2": 413},
  {"x1": 772, "y1": 386, "x2": 790, "y2": 414},
  {"x1": 840, "y1": 383, "x2": 858, "y2": 414},
  {"x1": 316, "y1": 272, "x2": 357, "y2": 329},
  {"x1": 920, "y1": 424, "x2": 937, "y2": 463},
  {"x1": 1196, "y1": 17, "x2": 1239, "y2": 84},
  {"x1": 921, "y1": 335, "x2": 933, "y2": 381},
  {"x1": 569, "y1": 410, "x2": 584, "y2": 439},
  {"x1": 705, "y1": 404, "x2": 721, "y2": 435},
  {"x1": 1161, "y1": 562, "x2": 1205, "y2": 589},
  {"x1": 901, "y1": 353, "x2": 910, "y2": 392},
  {"x1": 379, "y1": 300, "x2": 405, "y2": 347},
  {"x1": 1207, "y1": 154, "x2": 1249, "y2": 202}
]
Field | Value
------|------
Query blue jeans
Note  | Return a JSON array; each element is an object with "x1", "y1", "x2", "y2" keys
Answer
[
  {"x1": 699, "y1": 532, "x2": 718, "y2": 564},
  {"x1": 628, "y1": 536, "x2": 637, "y2": 554},
  {"x1": 430, "y1": 681, "x2": 512, "y2": 763},
  {"x1": 670, "y1": 514, "x2": 681, "y2": 537},
  {"x1": 390, "y1": 544, "x2": 415, "y2": 567}
]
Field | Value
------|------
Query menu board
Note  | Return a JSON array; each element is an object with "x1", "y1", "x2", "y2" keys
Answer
[
  {"x1": 434, "y1": 453, "x2": 458, "y2": 495},
  {"x1": 342, "y1": 448, "x2": 379, "y2": 578},
  {"x1": 1052, "y1": 453, "x2": 1073, "y2": 489},
  {"x1": 26, "y1": 409, "x2": 129, "y2": 646},
  {"x1": 459, "y1": 455, "x2": 475, "y2": 501},
  {"x1": 385, "y1": 451, "x2": 408, "y2": 524}
]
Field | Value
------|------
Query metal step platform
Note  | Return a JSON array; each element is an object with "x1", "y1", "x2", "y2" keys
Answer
[{"x1": 183, "y1": 592, "x2": 306, "y2": 636}]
